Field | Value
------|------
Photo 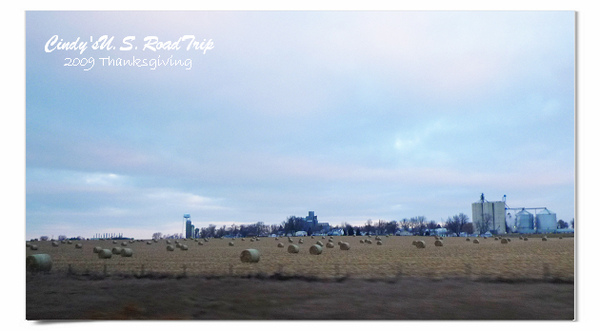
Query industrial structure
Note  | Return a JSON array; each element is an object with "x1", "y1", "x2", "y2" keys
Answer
[
  {"x1": 472, "y1": 193, "x2": 563, "y2": 235},
  {"x1": 301, "y1": 211, "x2": 330, "y2": 233},
  {"x1": 184, "y1": 214, "x2": 196, "y2": 239},
  {"x1": 471, "y1": 194, "x2": 507, "y2": 235}
]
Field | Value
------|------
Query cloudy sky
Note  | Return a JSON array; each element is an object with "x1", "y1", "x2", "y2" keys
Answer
[{"x1": 25, "y1": 11, "x2": 574, "y2": 239}]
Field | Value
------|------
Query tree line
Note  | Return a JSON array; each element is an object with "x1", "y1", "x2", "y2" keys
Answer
[{"x1": 159, "y1": 213, "x2": 480, "y2": 238}]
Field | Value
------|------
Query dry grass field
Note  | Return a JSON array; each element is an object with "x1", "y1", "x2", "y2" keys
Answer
[
  {"x1": 26, "y1": 234, "x2": 574, "y2": 281},
  {"x1": 26, "y1": 235, "x2": 575, "y2": 320}
]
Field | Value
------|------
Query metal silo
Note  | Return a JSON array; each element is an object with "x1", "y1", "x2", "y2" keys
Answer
[
  {"x1": 516, "y1": 209, "x2": 534, "y2": 233},
  {"x1": 536, "y1": 208, "x2": 557, "y2": 233}
]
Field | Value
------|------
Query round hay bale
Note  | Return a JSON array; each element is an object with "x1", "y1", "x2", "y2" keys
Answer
[
  {"x1": 255, "y1": 238, "x2": 260, "y2": 241},
  {"x1": 473, "y1": 239, "x2": 480, "y2": 244},
  {"x1": 309, "y1": 244, "x2": 323, "y2": 255},
  {"x1": 121, "y1": 248, "x2": 133, "y2": 257},
  {"x1": 434, "y1": 240, "x2": 443, "y2": 247},
  {"x1": 412, "y1": 240, "x2": 417, "y2": 246},
  {"x1": 26, "y1": 254, "x2": 52, "y2": 272},
  {"x1": 75, "y1": 243, "x2": 83, "y2": 249},
  {"x1": 337, "y1": 241, "x2": 343, "y2": 246},
  {"x1": 93, "y1": 246, "x2": 102, "y2": 253},
  {"x1": 507, "y1": 238, "x2": 512, "y2": 242},
  {"x1": 98, "y1": 249, "x2": 112, "y2": 259},
  {"x1": 501, "y1": 238, "x2": 509, "y2": 244},
  {"x1": 326, "y1": 242, "x2": 335, "y2": 248},
  {"x1": 26, "y1": 243, "x2": 32, "y2": 248},
  {"x1": 52, "y1": 242, "x2": 59, "y2": 247},
  {"x1": 274, "y1": 237, "x2": 278, "y2": 240},
  {"x1": 30, "y1": 245, "x2": 39, "y2": 251},
  {"x1": 180, "y1": 244, "x2": 189, "y2": 250},
  {"x1": 287, "y1": 244, "x2": 300, "y2": 253},
  {"x1": 483, "y1": 237, "x2": 488, "y2": 239},
  {"x1": 316, "y1": 240, "x2": 324, "y2": 246},
  {"x1": 466, "y1": 238, "x2": 471, "y2": 241},
  {"x1": 524, "y1": 237, "x2": 529, "y2": 241},
  {"x1": 328, "y1": 238, "x2": 334, "y2": 243},
  {"x1": 240, "y1": 249, "x2": 260, "y2": 263},
  {"x1": 340, "y1": 242, "x2": 350, "y2": 250},
  {"x1": 376, "y1": 240, "x2": 383, "y2": 246},
  {"x1": 415, "y1": 241, "x2": 426, "y2": 249},
  {"x1": 519, "y1": 236, "x2": 523, "y2": 240},
  {"x1": 559, "y1": 236, "x2": 563, "y2": 239},
  {"x1": 494, "y1": 237, "x2": 499, "y2": 241},
  {"x1": 166, "y1": 240, "x2": 172, "y2": 244},
  {"x1": 241, "y1": 238, "x2": 246, "y2": 241},
  {"x1": 542, "y1": 237, "x2": 548, "y2": 241},
  {"x1": 113, "y1": 240, "x2": 118, "y2": 244},
  {"x1": 288, "y1": 238, "x2": 293, "y2": 243},
  {"x1": 322, "y1": 236, "x2": 326, "y2": 239},
  {"x1": 359, "y1": 239, "x2": 365, "y2": 244},
  {"x1": 67, "y1": 240, "x2": 72, "y2": 245},
  {"x1": 146, "y1": 241, "x2": 152, "y2": 245},
  {"x1": 277, "y1": 242, "x2": 284, "y2": 248},
  {"x1": 112, "y1": 247, "x2": 123, "y2": 255},
  {"x1": 298, "y1": 239, "x2": 304, "y2": 244},
  {"x1": 166, "y1": 245, "x2": 175, "y2": 251},
  {"x1": 228, "y1": 241, "x2": 235, "y2": 246},
  {"x1": 121, "y1": 242, "x2": 128, "y2": 247},
  {"x1": 366, "y1": 239, "x2": 373, "y2": 244},
  {"x1": 198, "y1": 241, "x2": 204, "y2": 246},
  {"x1": 250, "y1": 238, "x2": 255, "y2": 242}
]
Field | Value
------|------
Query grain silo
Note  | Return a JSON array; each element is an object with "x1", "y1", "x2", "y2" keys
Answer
[
  {"x1": 516, "y1": 209, "x2": 535, "y2": 234},
  {"x1": 535, "y1": 208, "x2": 557, "y2": 233},
  {"x1": 472, "y1": 196, "x2": 506, "y2": 235}
]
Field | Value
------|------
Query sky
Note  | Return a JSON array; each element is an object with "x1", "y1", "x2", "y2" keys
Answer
[{"x1": 25, "y1": 11, "x2": 575, "y2": 240}]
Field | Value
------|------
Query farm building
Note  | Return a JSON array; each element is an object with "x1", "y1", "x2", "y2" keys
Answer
[{"x1": 472, "y1": 195, "x2": 507, "y2": 235}]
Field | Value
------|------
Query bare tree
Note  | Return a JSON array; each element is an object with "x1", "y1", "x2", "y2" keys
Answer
[
  {"x1": 152, "y1": 232, "x2": 162, "y2": 240},
  {"x1": 474, "y1": 214, "x2": 493, "y2": 234}
]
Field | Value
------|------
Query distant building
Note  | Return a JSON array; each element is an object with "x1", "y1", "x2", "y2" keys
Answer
[
  {"x1": 184, "y1": 214, "x2": 196, "y2": 239},
  {"x1": 302, "y1": 211, "x2": 330, "y2": 234},
  {"x1": 472, "y1": 196, "x2": 507, "y2": 235}
]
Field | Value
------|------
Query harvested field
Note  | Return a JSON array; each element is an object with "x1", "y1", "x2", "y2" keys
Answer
[{"x1": 25, "y1": 236, "x2": 574, "y2": 281}]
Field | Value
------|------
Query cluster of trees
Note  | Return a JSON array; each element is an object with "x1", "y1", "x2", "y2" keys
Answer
[{"x1": 179, "y1": 214, "x2": 478, "y2": 238}]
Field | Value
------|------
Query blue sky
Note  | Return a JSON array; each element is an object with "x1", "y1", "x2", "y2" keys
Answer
[{"x1": 25, "y1": 11, "x2": 575, "y2": 239}]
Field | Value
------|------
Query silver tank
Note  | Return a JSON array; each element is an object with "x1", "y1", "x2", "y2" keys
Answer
[
  {"x1": 516, "y1": 209, "x2": 534, "y2": 233},
  {"x1": 536, "y1": 208, "x2": 557, "y2": 233}
]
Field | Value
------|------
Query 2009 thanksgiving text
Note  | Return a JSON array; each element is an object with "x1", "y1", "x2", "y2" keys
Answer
[{"x1": 44, "y1": 35, "x2": 215, "y2": 71}]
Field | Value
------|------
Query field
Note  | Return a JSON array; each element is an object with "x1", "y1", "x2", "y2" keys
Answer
[
  {"x1": 26, "y1": 234, "x2": 575, "y2": 320},
  {"x1": 26, "y1": 234, "x2": 574, "y2": 281}
]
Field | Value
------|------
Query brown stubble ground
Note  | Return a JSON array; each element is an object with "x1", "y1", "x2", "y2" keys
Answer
[{"x1": 26, "y1": 235, "x2": 574, "y2": 320}]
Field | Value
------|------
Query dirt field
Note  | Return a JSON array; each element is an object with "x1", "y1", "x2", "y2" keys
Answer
[
  {"x1": 26, "y1": 235, "x2": 574, "y2": 320},
  {"x1": 26, "y1": 273, "x2": 574, "y2": 320}
]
